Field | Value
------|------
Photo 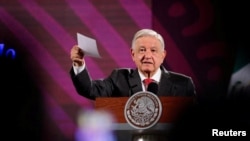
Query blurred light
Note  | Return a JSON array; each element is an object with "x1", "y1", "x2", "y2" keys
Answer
[
  {"x1": 138, "y1": 138, "x2": 144, "y2": 141},
  {"x1": 0, "y1": 43, "x2": 16, "y2": 59},
  {"x1": 75, "y1": 109, "x2": 116, "y2": 141}
]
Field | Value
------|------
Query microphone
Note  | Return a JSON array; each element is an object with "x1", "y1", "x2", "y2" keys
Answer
[{"x1": 147, "y1": 82, "x2": 158, "y2": 94}]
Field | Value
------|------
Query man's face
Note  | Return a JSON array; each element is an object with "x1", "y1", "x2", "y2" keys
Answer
[{"x1": 131, "y1": 36, "x2": 166, "y2": 77}]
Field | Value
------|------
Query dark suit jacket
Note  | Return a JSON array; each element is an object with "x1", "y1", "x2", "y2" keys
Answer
[{"x1": 70, "y1": 66, "x2": 196, "y2": 100}]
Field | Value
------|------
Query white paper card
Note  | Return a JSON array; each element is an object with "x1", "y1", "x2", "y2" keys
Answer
[{"x1": 77, "y1": 33, "x2": 101, "y2": 58}]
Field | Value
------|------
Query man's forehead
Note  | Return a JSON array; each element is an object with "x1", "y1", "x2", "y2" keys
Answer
[{"x1": 135, "y1": 37, "x2": 161, "y2": 46}]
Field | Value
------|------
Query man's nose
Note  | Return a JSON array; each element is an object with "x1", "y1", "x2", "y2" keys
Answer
[{"x1": 144, "y1": 50, "x2": 152, "y2": 58}]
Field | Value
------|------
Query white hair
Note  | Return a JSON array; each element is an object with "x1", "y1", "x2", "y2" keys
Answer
[{"x1": 131, "y1": 29, "x2": 165, "y2": 50}]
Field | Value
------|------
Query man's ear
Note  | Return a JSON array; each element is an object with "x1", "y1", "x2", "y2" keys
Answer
[
  {"x1": 130, "y1": 48, "x2": 135, "y2": 61},
  {"x1": 130, "y1": 48, "x2": 134, "y2": 56},
  {"x1": 162, "y1": 50, "x2": 167, "y2": 58}
]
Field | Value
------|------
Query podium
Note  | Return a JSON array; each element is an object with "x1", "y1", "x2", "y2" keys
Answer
[{"x1": 95, "y1": 96, "x2": 195, "y2": 141}]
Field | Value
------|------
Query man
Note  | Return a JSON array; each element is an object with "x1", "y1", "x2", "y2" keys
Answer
[{"x1": 70, "y1": 29, "x2": 196, "y2": 100}]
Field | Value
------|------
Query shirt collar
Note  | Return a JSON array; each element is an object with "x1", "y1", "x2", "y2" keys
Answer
[{"x1": 138, "y1": 68, "x2": 162, "y2": 83}]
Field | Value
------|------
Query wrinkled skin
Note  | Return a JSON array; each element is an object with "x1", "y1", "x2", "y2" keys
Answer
[{"x1": 131, "y1": 36, "x2": 166, "y2": 78}]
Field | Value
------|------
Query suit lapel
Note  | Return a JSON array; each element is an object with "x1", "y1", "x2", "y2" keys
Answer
[
  {"x1": 128, "y1": 69, "x2": 143, "y2": 95},
  {"x1": 127, "y1": 66, "x2": 173, "y2": 96},
  {"x1": 158, "y1": 67, "x2": 173, "y2": 96}
]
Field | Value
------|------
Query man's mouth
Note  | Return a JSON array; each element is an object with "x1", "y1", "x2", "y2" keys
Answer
[{"x1": 142, "y1": 61, "x2": 152, "y2": 64}]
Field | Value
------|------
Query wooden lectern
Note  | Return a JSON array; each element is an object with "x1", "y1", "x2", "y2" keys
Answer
[
  {"x1": 94, "y1": 96, "x2": 195, "y2": 141},
  {"x1": 95, "y1": 96, "x2": 194, "y2": 123}
]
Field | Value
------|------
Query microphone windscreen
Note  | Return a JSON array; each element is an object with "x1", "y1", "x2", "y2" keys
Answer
[{"x1": 147, "y1": 82, "x2": 158, "y2": 94}]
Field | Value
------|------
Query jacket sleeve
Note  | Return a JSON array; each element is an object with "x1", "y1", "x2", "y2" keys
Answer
[{"x1": 70, "y1": 67, "x2": 120, "y2": 100}]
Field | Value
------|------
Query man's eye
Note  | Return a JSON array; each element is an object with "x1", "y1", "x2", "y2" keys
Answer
[{"x1": 139, "y1": 48, "x2": 145, "y2": 52}]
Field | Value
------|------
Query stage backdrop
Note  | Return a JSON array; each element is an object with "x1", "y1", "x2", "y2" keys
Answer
[{"x1": 1, "y1": 0, "x2": 246, "y2": 140}]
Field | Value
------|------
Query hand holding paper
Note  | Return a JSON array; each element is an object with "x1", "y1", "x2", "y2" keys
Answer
[{"x1": 77, "y1": 33, "x2": 101, "y2": 58}]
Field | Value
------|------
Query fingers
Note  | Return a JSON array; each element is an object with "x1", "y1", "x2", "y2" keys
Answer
[{"x1": 70, "y1": 45, "x2": 84, "y2": 66}]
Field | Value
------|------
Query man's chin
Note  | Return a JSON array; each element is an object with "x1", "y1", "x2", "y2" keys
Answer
[{"x1": 140, "y1": 65, "x2": 153, "y2": 72}]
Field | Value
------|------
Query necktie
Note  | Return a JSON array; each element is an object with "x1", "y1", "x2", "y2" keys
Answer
[{"x1": 143, "y1": 78, "x2": 153, "y2": 90}]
